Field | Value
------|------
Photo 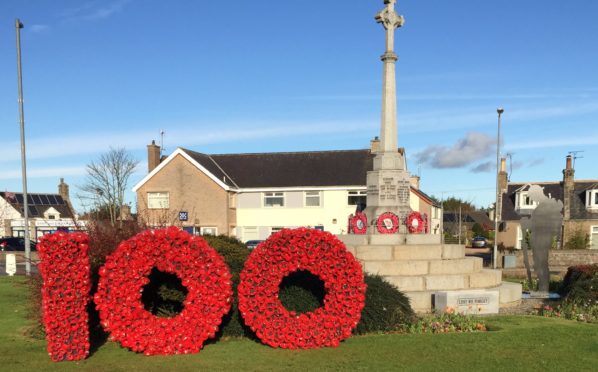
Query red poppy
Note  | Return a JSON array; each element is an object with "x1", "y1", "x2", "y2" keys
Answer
[
  {"x1": 38, "y1": 232, "x2": 91, "y2": 362},
  {"x1": 238, "y1": 228, "x2": 366, "y2": 349},
  {"x1": 94, "y1": 227, "x2": 233, "y2": 355}
]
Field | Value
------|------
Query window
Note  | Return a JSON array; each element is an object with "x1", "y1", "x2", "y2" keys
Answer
[
  {"x1": 200, "y1": 227, "x2": 218, "y2": 236},
  {"x1": 304, "y1": 191, "x2": 321, "y2": 207},
  {"x1": 271, "y1": 227, "x2": 284, "y2": 235},
  {"x1": 148, "y1": 192, "x2": 169, "y2": 209},
  {"x1": 348, "y1": 191, "x2": 367, "y2": 206},
  {"x1": 586, "y1": 190, "x2": 598, "y2": 210},
  {"x1": 517, "y1": 191, "x2": 538, "y2": 209},
  {"x1": 47, "y1": 215, "x2": 56, "y2": 220},
  {"x1": 264, "y1": 192, "x2": 284, "y2": 207}
]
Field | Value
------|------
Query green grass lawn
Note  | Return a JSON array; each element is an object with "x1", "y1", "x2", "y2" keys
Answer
[{"x1": 1, "y1": 277, "x2": 597, "y2": 372}]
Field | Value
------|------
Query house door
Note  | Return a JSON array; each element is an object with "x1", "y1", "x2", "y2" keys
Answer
[{"x1": 591, "y1": 226, "x2": 598, "y2": 249}]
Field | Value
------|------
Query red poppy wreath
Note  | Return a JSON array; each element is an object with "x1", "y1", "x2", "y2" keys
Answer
[
  {"x1": 94, "y1": 227, "x2": 233, "y2": 355},
  {"x1": 376, "y1": 212, "x2": 399, "y2": 234},
  {"x1": 349, "y1": 212, "x2": 367, "y2": 234},
  {"x1": 238, "y1": 228, "x2": 366, "y2": 349},
  {"x1": 406, "y1": 211, "x2": 425, "y2": 234},
  {"x1": 38, "y1": 232, "x2": 91, "y2": 362}
]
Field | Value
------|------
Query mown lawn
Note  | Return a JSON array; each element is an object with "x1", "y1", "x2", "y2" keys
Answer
[{"x1": 1, "y1": 276, "x2": 596, "y2": 371}]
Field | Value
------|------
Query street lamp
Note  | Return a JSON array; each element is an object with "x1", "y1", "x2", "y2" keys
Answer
[
  {"x1": 16, "y1": 19, "x2": 31, "y2": 276},
  {"x1": 493, "y1": 107, "x2": 504, "y2": 269}
]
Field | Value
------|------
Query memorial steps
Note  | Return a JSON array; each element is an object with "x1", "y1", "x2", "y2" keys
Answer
[{"x1": 340, "y1": 235, "x2": 522, "y2": 313}]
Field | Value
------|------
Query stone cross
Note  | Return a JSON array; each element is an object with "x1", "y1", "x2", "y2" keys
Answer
[{"x1": 376, "y1": 0, "x2": 405, "y2": 54}]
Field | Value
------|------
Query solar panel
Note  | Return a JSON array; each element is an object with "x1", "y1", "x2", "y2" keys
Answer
[
  {"x1": 27, "y1": 195, "x2": 34, "y2": 204},
  {"x1": 15, "y1": 194, "x2": 23, "y2": 203},
  {"x1": 40, "y1": 195, "x2": 50, "y2": 204},
  {"x1": 55, "y1": 195, "x2": 65, "y2": 205},
  {"x1": 28, "y1": 205, "x2": 39, "y2": 216},
  {"x1": 47, "y1": 195, "x2": 58, "y2": 204},
  {"x1": 32, "y1": 195, "x2": 42, "y2": 205}
]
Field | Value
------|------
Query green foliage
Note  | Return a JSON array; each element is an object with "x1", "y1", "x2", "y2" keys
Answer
[
  {"x1": 278, "y1": 270, "x2": 325, "y2": 314},
  {"x1": 403, "y1": 309, "x2": 487, "y2": 334},
  {"x1": 560, "y1": 264, "x2": 598, "y2": 297},
  {"x1": 354, "y1": 274, "x2": 416, "y2": 334},
  {"x1": 471, "y1": 223, "x2": 487, "y2": 238},
  {"x1": 564, "y1": 229, "x2": 590, "y2": 250},
  {"x1": 441, "y1": 197, "x2": 476, "y2": 212}
]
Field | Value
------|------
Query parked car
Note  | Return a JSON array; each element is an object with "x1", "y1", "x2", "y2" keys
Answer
[
  {"x1": 471, "y1": 236, "x2": 487, "y2": 248},
  {"x1": 245, "y1": 240, "x2": 263, "y2": 250},
  {"x1": 0, "y1": 237, "x2": 37, "y2": 252}
]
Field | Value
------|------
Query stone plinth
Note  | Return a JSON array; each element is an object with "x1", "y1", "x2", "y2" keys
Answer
[{"x1": 339, "y1": 234, "x2": 522, "y2": 313}]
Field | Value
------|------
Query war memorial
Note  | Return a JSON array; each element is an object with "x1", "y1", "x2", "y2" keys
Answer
[{"x1": 339, "y1": 0, "x2": 521, "y2": 313}]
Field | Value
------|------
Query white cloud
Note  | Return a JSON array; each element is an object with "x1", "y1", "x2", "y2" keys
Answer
[
  {"x1": 0, "y1": 166, "x2": 86, "y2": 180},
  {"x1": 0, "y1": 120, "x2": 371, "y2": 164},
  {"x1": 415, "y1": 132, "x2": 496, "y2": 169},
  {"x1": 60, "y1": 0, "x2": 131, "y2": 22},
  {"x1": 30, "y1": 24, "x2": 50, "y2": 33}
]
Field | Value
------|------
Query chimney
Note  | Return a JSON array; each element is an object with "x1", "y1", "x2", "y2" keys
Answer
[
  {"x1": 409, "y1": 175, "x2": 420, "y2": 190},
  {"x1": 498, "y1": 157, "x2": 508, "y2": 193},
  {"x1": 563, "y1": 155, "x2": 575, "y2": 220},
  {"x1": 58, "y1": 178, "x2": 70, "y2": 202},
  {"x1": 119, "y1": 204, "x2": 132, "y2": 221},
  {"x1": 147, "y1": 140, "x2": 161, "y2": 173},
  {"x1": 370, "y1": 136, "x2": 380, "y2": 153}
]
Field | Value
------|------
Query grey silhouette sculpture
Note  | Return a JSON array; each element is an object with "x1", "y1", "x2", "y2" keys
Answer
[{"x1": 519, "y1": 185, "x2": 563, "y2": 293}]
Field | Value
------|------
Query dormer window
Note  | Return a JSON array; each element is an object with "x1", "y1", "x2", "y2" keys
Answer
[
  {"x1": 516, "y1": 191, "x2": 538, "y2": 210},
  {"x1": 586, "y1": 190, "x2": 598, "y2": 210}
]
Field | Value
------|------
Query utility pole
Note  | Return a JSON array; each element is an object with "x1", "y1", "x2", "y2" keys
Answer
[
  {"x1": 16, "y1": 19, "x2": 31, "y2": 275},
  {"x1": 494, "y1": 107, "x2": 504, "y2": 269}
]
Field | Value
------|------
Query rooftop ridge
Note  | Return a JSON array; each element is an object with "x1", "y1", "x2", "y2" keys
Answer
[{"x1": 182, "y1": 148, "x2": 371, "y2": 157}]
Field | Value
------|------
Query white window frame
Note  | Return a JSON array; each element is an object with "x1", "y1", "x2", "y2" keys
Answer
[
  {"x1": 586, "y1": 190, "x2": 598, "y2": 210},
  {"x1": 304, "y1": 191, "x2": 321, "y2": 207},
  {"x1": 200, "y1": 227, "x2": 218, "y2": 236},
  {"x1": 263, "y1": 192, "x2": 284, "y2": 207},
  {"x1": 348, "y1": 190, "x2": 367, "y2": 206},
  {"x1": 148, "y1": 192, "x2": 169, "y2": 209},
  {"x1": 516, "y1": 191, "x2": 538, "y2": 210}
]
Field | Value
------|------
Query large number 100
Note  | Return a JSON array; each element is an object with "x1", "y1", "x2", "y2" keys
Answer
[{"x1": 38, "y1": 227, "x2": 366, "y2": 362}]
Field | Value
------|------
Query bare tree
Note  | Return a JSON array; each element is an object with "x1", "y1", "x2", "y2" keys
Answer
[{"x1": 79, "y1": 148, "x2": 139, "y2": 227}]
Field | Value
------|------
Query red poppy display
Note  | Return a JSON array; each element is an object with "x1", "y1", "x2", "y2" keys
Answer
[
  {"x1": 238, "y1": 228, "x2": 366, "y2": 349},
  {"x1": 94, "y1": 227, "x2": 233, "y2": 355},
  {"x1": 376, "y1": 212, "x2": 400, "y2": 234},
  {"x1": 406, "y1": 211, "x2": 425, "y2": 234},
  {"x1": 349, "y1": 212, "x2": 367, "y2": 234},
  {"x1": 38, "y1": 232, "x2": 91, "y2": 362}
]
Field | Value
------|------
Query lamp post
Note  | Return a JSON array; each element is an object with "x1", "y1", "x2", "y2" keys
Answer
[
  {"x1": 16, "y1": 19, "x2": 31, "y2": 276},
  {"x1": 493, "y1": 107, "x2": 504, "y2": 269}
]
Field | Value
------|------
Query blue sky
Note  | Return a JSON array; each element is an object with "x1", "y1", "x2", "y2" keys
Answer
[{"x1": 1, "y1": 0, "x2": 597, "y2": 213}]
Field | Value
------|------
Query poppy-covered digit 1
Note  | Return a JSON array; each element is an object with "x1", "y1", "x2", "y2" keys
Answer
[
  {"x1": 94, "y1": 227, "x2": 233, "y2": 355},
  {"x1": 38, "y1": 232, "x2": 91, "y2": 362}
]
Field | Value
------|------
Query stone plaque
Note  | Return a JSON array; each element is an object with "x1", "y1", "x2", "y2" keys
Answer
[
  {"x1": 435, "y1": 290, "x2": 499, "y2": 315},
  {"x1": 6, "y1": 254, "x2": 17, "y2": 276}
]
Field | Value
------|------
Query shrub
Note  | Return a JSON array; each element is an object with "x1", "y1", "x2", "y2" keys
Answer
[
  {"x1": 564, "y1": 229, "x2": 590, "y2": 250},
  {"x1": 560, "y1": 264, "x2": 598, "y2": 297},
  {"x1": 354, "y1": 274, "x2": 416, "y2": 334}
]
